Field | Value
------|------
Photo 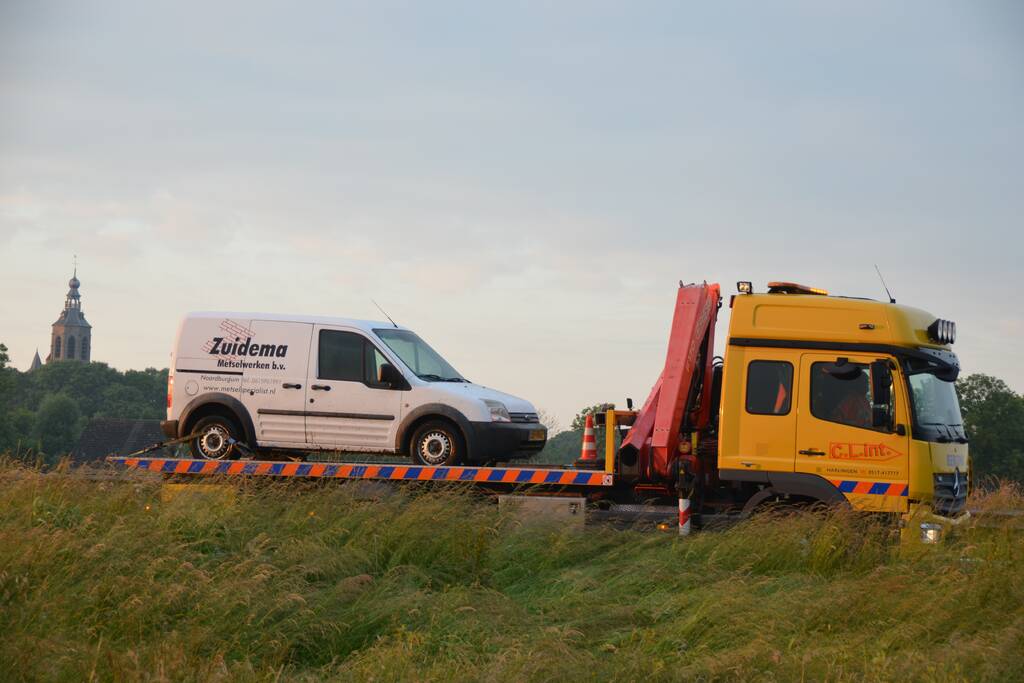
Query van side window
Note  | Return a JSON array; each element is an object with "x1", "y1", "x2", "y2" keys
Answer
[
  {"x1": 318, "y1": 330, "x2": 364, "y2": 382},
  {"x1": 745, "y1": 361, "x2": 793, "y2": 415},
  {"x1": 810, "y1": 361, "x2": 873, "y2": 430}
]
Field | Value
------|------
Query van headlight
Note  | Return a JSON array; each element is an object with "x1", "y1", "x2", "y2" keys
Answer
[{"x1": 483, "y1": 399, "x2": 511, "y2": 422}]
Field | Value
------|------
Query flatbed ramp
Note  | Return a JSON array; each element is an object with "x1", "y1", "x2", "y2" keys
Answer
[{"x1": 107, "y1": 457, "x2": 615, "y2": 487}]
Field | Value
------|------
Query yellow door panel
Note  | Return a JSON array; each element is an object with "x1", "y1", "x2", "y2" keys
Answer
[
  {"x1": 795, "y1": 353, "x2": 911, "y2": 513},
  {"x1": 719, "y1": 348, "x2": 800, "y2": 474}
]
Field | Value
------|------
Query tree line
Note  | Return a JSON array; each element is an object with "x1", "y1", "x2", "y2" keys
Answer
[{"x1": 0, "y1": 343, "x2": 166, "y2": 458}]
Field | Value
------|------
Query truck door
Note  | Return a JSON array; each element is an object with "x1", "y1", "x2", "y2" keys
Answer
[
  {"x1": 731, "y1": 355, "x2": 799, "y2": 473},
  {"x1": 795, "y1": 353, "x2": 910, "y2": 512},
  {"x1": 305, "y1": 325, "x2": 403, "y2": 452},
  {"x1": 241, "y1": 320, "x2": 312, "y2": 448}
]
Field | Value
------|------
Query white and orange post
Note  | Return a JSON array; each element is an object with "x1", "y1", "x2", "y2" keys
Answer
[{"x1": 678, "y1": 495, "x2": 691, "y2": 536}]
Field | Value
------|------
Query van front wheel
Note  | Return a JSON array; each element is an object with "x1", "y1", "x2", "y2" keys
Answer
[
  {"x1": 410, "y1": 420, "x2": 465, "y2": 467},
  {"x1": 190, "y1": 415, "x2": 240, "y2": 460}
]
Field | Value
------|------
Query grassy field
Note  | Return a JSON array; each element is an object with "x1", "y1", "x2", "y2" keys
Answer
[{"x1": 1, "y1": 461, "x2": 1022, "y2": 682}]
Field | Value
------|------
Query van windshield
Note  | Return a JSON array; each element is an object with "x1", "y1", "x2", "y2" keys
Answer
[{"x1": 373, "y1": 328, "x2": 465, "y2": 382}]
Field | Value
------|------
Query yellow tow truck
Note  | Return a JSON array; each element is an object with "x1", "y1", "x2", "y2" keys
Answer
[
  {"x1": 113, "y1": 279, "x2": 970, "y2": 540},
  {"x1": 607, "y1": 280, "x2": 968, "y2": 539}
]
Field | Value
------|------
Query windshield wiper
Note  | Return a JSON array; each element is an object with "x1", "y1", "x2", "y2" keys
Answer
[
  {"x1": 417, "y1": 373, "x2": 445, "y2": 381},
  {"x1": 441, "y1": 377, "x2": 467, "y2": 383}
]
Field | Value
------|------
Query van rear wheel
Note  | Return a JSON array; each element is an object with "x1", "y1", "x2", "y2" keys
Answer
[
  {"x1": 410, "y1": 420, "x2": 465, "y2": 467},
  {"x1": 190, "y1": 415, "x2": 240, "y2": 460}
]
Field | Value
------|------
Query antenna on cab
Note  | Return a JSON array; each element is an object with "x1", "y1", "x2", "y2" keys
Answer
[
  {"x1": 874, "y1": 264, "x2": 896, "y2": 304},
  {"x1": 372, "y1": 299, "x2": 399, "y2": 328}
]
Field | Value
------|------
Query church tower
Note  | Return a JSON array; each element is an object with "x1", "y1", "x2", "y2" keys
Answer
[{"x1": 48, "y1": 266, "x2": 92, "y2": 363}]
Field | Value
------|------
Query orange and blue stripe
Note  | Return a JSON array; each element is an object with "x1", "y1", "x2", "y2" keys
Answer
[
  {"x1": 107, "y1": 457, "x2": 614, "y2": 487},
  {"x1": 830, "y1": 479, "x2": 908, "y2": 497}
]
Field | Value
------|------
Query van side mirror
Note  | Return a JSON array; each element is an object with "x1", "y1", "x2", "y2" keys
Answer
[
  {"x1": 870, "y1": 359, "x2": 894, "y2": 431},
  {"x1": 378, "y1": 363, "x2": 404, "y2": 388}
]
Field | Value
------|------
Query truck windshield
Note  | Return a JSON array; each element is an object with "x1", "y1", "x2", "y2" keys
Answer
[
  {"x1": 373, "y1": 328, "x2": 465, "y2": 382},
  {"x1": 907, "y1": 371, "x2": 964, "y2": 439}
]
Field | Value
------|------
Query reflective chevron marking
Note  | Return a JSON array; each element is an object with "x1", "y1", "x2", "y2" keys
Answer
[
  {"x1": 110, "y1": 457, "x2": 614, "y2": 487},
  {"x1": 830, "y1": 479, "x2": 908, "y2": 496}
]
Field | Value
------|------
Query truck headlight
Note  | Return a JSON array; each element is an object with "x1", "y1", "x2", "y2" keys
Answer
[
  {"x1": 483, "y1": 399, "x2": 511, "y2": 423},
  {"x1": 920, "y1": 523, "x2": 943, "y2": 544}
]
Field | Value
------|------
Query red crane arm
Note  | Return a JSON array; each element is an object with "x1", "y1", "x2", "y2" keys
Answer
[{"x1": 620, "y1": 282, "x2": 721, "y2": 481}]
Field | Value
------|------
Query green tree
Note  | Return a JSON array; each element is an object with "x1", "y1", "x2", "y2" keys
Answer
[
  {"x1": 570, "y1": 403, "x2": 615, "y2": 431},
  {"x1": 531, "y1": 404, "x2": 619, "y2": 464},
  {"x1": 0, "y1": 343, "x2": 14, "y2": 449},
  {"x1": 34, "y1": 393, "x2": 82, "y2": 458},
  {"x1": 956, "y1": 374, "x2": 1024, "y2": 482},
  {"x1": 0, "y1": 349, "x2": 171, "y2": 457}
]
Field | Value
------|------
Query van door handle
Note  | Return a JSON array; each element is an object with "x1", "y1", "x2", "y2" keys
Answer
[
  {"x1": 311, "y1": 384, "x2": 331, "y2": 391},
  {"x1": 799, "y1": 448, "x2": 826, "y2": 456},
  {"x1": 282, "y1": 383, "x2": 302, "y2": 389}
]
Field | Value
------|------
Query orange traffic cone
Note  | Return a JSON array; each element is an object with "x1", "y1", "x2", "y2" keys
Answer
[{"x1": 575, "y1": 414, "x2": 600, "y2": 469}]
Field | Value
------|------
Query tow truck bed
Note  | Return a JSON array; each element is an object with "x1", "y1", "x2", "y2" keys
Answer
[{"x1": 107, "y1": 456, "x2": 615, "y2": 487}]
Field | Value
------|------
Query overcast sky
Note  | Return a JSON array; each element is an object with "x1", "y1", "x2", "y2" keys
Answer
[{"x1": 2, "y1": 1, "x2": 1022, "y2": 427}]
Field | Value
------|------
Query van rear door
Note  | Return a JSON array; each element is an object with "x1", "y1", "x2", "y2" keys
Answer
[{"x1": 305, "y1": 325, "x2": 402, "y2": 452}]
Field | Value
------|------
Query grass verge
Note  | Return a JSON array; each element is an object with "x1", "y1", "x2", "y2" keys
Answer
[{"x1": 1, "y1": 460, "x2": 1022, "y2": 682}]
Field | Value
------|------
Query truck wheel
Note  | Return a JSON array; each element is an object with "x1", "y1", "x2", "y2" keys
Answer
[
  {"x1": 410, "y1": 420, "x2": 465, "y2": 467},
  {"x1": 190, "y1": 415, "x2": 240, "y2": 460}
]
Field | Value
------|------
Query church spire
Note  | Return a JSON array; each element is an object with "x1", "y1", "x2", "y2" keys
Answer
[
  {"x1": 49, "y1": 258, "x2": 92, "y2": 363},
  {"x1": 65, "y1": 255, "x2": 82, "y2": 311}
]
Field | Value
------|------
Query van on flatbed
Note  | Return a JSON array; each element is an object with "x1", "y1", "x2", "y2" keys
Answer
[{"x1": 161, "y1": 312, "x2": 547, "y2": 465}]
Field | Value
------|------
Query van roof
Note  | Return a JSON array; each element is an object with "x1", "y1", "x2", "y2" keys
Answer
[{"x1": 185, "y1": 311, "x2": 409, "y2": 334}]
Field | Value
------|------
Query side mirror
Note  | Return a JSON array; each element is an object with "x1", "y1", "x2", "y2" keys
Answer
[
  {"x1": 378, "y1": 363, "x2": 404, "y2": 388},
  {"x1": 870, "y1": 359, "x2": 894, "y2": 431}
]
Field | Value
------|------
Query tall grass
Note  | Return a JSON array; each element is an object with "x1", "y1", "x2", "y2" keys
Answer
[{"x1": 1, "y1": 460, "x2": 1022, "y2": 682}]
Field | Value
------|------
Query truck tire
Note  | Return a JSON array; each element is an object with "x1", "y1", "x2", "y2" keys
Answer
[
  {"x1": 410, "y1": 420, "x2": 465, "y2": 467},
  {"x1": 190, "y1": 415, "x2": 241, "y2": 461}
]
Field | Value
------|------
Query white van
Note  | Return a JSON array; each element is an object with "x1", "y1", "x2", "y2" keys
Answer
[{"x1": 161, "y1": 312, "x2": 547, "y2": 465}]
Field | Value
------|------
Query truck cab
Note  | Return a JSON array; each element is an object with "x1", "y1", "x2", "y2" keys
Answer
[{"x1": 717, "y1": 283, "x2": 968, "y2": 517}]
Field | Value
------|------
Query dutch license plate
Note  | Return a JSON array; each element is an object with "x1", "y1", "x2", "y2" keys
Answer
[{"x1": 529, "y1": 429, "x2": 546, "y2": 442}]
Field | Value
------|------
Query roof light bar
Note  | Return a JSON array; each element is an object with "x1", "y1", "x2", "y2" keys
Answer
[
  {"x1": 927, "y1": 319, "x2": 957, "y2": 345},
  {"x1": 737, "y1": 281, "x2": 753, "y2": 294},
  {"x1": 766, "y1": 282, "x2": 829, "y2": 296}
]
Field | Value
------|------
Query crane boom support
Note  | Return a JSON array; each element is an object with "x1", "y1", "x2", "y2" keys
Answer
[{"x1": 621, "y1": 283, "x2": 720, "y2": 481}]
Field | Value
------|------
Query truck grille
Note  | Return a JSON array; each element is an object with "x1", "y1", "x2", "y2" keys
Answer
[
  {"x1": 509, "y1": 412, "x2": 540, "y2": 423},
  {"x1": 933, "y1": 470, "x2": 968, "y2": 516}
]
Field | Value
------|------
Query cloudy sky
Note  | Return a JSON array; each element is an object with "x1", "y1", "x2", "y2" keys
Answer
[{"x1": 2, "y1": 1, "x2": 1022, "y2": 427}]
